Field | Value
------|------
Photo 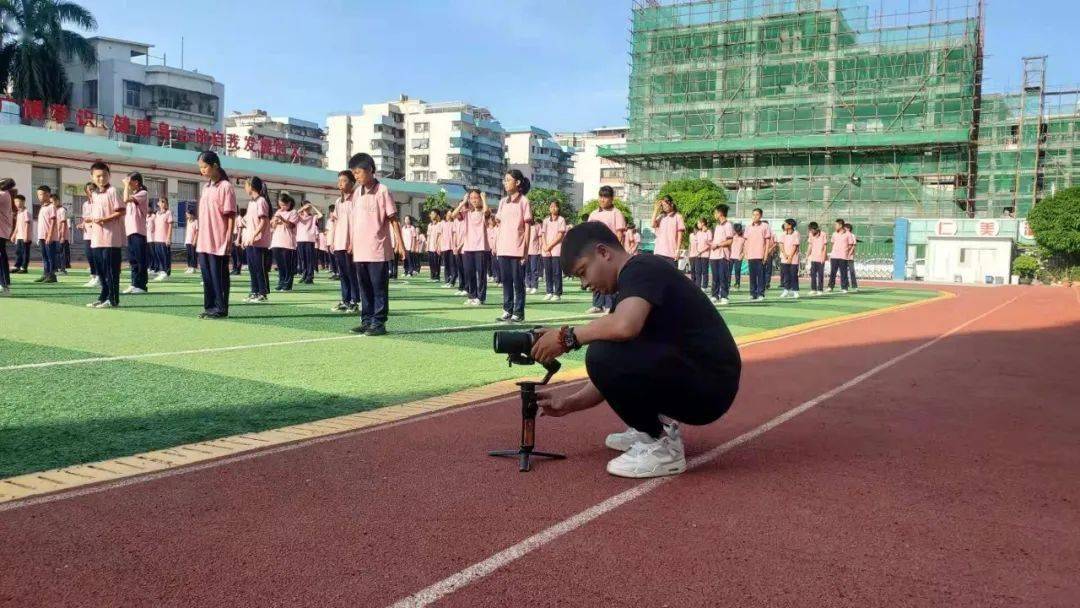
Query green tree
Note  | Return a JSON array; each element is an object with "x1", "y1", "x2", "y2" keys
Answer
[
  {"x1": 527, "y1": 187, "x2": 575, "y2": 223},
  {"x1": 1027, "y1": 186, "x2": 1080, "y2": 278},
  {"x1": 417, "y1": 190, "x2": 449, "y2": 233},
  {"x1": 578, "y1": 198, "x2": 634, "y2": 226},
  {"x1": 0, "y1": 0, "x2": 98, "y2": 105},
  {"x1": 655, "y1": 179, "x2": 728, "y2": 245}
]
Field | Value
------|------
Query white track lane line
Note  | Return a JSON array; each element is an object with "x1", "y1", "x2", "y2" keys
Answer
[{"x1": 385, "y1": 294, "x2": 1021, "y2": 608}]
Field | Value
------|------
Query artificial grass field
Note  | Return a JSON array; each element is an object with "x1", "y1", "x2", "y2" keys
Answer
[{"x1": 0, "y1": 266, "x2": 935, "y2": 477}]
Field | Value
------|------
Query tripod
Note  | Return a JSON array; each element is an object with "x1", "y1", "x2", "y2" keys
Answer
[{"x1": 489, "y1": 357, "x2": 566, "y2": 472}]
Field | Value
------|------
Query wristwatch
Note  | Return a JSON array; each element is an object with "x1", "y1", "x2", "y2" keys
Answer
[{"x1": 559, "y1": 326, "x2": 581, "y2": 352}]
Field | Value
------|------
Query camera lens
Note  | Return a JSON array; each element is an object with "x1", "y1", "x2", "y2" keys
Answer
[{"x1": 493, "y1": 330, "x2": 535, "y2": 355}]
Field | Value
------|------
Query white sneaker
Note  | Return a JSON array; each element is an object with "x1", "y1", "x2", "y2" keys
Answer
[
  {"x1": 585, "y1": 306, "x2": 603, "y2": 314},
  {"x1": 153, "y1": 273, "x2": 167, "y2": 282},
  {"x1": 463, "y1": 299, "x2": 473, "y2": 306},
  {"x1": 498, "y1": 311, "x2": 512, "y2": 322},
  {"x1": 96, "y1": 301, "x2": 115, "y2": 309},
  {"x1": 470, "y1": 299, "x2": 482, "y2": 306},
  {"x1": 185, "y1": 268, "x2": 195, "y2": 274},
  {"x1": 553, "y1": 295, "x2": 561, "y2": 302},
  {"x1": 841, "y1": 289, "x2": 848, "y2": 294},
  {"x1": 510, "y1": 314, "x2": 523, "y2": 322},
  {"x1": 544, "y1": 293, "x2": 553, "y2": 301},
  {"x1": 129, "y1": 287, "x2": 147, "y2": 295},
  {"x1": 791, "y1": 291, "x2": 799, "y2": 299},
  {"x1": 84, "y1": 277, "x2": 100, "y2": 287},
  {"x1": 0, "y1": 286, "x2": 10, "y2": 296},
  {"x1": 123, "y1": 286, "x2": 135, "y2": 294},
  {"x1": 606, "y1": 434, "x2": 686, "y2": 478},
  {"x1": 709, "y1": 296, "x2": 719, "y2": 303},
  {"x1": 86, "y1": 301, "x2": 102, "y2": 308},
  {"x1": 781, "y1": 289, "x2": 790, "y2": 298},
  {"x1": 719, "y1": 297, "x2": 729, "y2": 305},
  {"x1": 605, "y1": 427, "x2": 654, "y2": 452},
  {"x1": 456, "y1": 290, "x2": 467, "y2": 296},
  {"x1": 528, "y1": 288, "x2": 537, "y2": 295}
]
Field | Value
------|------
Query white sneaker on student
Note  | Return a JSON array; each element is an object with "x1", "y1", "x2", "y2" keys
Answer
[
  {"x1": 123, "y1": 286, "x2": 134, "y2": 294},
  {"x1": 184, "y1": 267, "x2": 195, "y2": 274},
  {"x1": 841, "y1": 289, "x2": 848, "y2": 294},
  {"x1": 95, "y1": 301, "x2": 115, "y2": 309},
  {"x1": 510, "y1": 314, "x2": 523, "y2": 323},
  {"x1": 463, "y1": 298, "x2": 473, "y2": 306},
  {"x1": 709, "y1": 296, "x2": 719, "y2": 303},
  {"x1": 456, "y1": 290, "x2": 467, "y2": 296},
  {"x1": 129, "y1": 287, "x2": 147, "y2": 295},
  {"x1": 606, "y1": 434, "x2": 686, "y2": 478},
  {"x1": 719, "y1": 297, "x2": 729, "y2": 305},
  {"x1": 585, "y1": 306, "x2": 603, "y2": 314},
  {"x1": 0, "y1": 286, "x2": 10, "y2": 296},
  {"x1": 544, "y1": 293, "x2": 553, "y2": 301},
  {"x1": 553, "y1": 295, "x2": 560, "y2": 302},
  {"x1": 84, "y1": 277, "x2": 99, "y2": 287},
  {"x1": 153, "y1": 273, "x2": 167, "y2": 282},
  {"x1": 605, "y1": 427, "x2": 654, "y2": 452},
  {"x1": 498, "y1": 311, "x2": 512, "y2": 322},
  {"x1": 470, "y1": 299, "x2": 482, "y2": 306},
  {"x1": 791, "y1": 291, "x2": 799, "y2": 299}
]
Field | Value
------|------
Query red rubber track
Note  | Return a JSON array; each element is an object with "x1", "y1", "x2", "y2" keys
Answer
[{"x1": 1, "y1": 285, "x2": 1077, "y2": 608}]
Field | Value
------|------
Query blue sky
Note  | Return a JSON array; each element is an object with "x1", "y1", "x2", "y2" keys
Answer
[{"x1": 77, "y1": 0, "x2": 1079, "y2": 131}]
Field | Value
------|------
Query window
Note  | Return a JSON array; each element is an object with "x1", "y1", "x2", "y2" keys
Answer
[
  {"x1": 124, "y1": 80, "x2": 142, "y2": 108},
  {"x1": 145, "y1": 178, "x2": 167, "y2": 208},
  {"x1": 414, "y1": 122, "x2": 429, "y2": 133},
  {"x1": 176, "y1": 180, "x2": 199, "y2": 228},
  {"x1": 84, "y1": 80, "x2": 98, "y2": 107},
  {"x1": 32, "y1": 166, "x2": 60, "y2": 194}
]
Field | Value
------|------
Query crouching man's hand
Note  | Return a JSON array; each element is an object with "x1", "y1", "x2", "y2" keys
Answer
[
  {"x1": 530, "y1": 327, "x2": 566, "y2": 364},
  {"x1": 537, "y1": 391, "x2": 572, "y2": 417}
]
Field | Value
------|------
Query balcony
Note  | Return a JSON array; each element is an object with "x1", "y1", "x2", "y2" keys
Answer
[{"x1": 146, "y1": 103, "x2": 216, "y2": 125}]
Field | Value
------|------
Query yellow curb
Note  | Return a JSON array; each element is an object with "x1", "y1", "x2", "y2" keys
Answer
[{"x1": 0, "y1": 289, "x2": 947, "y2": 505}]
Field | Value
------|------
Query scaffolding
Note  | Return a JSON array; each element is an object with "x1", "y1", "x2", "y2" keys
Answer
[{"x1": 601, "y1": 0, "x2": 985, "y2": 252}]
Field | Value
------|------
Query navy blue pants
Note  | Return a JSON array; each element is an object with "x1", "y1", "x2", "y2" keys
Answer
[
  {"x1": 593, "y1": 290, "x2": 615, "y2": 310},
  {"x1": 781, "y1": 263, "x2": 799, "y2": 292},
  {"x1": 15, "y1": 239, "x2": 30, "y2": 271},
  {"x1": 498, "y1": 255, "x2": 526, "y2": 317},
  {"x1": 428, "y1": 252, "x2": 440, "y2": 280},
  {"x1": 462, "y1": 250, "x2": 487, "y2": 302},
  {"x1": 61, "y1": 241, "x2": 71, "y2": 268},
  {"x1": 231, "y1": 243, "x2": 244, "y2": 274},
  {"x1": 542, "y1": 256, "x2": 563, "y2": 296},
  {"x1": 94, "y1": 247, "x2": 122, "y2": 306},
  {"x1": 157, "y1": 243, "x2": 172, "y2": 275},
  {"x1": 247, "y1": 246, "x2": 270, "y2": 296},
  {"x1": 527, "y1": 254, "x2": 542, "y2": 289},
  {"x1": 335, "y1": 250, "x2": 359, "y2": 304},
  {"x1": 442, "y1": 251, "x2": 457, "y2": 286},
  {"x1": 273, "y1": 247, "x2": 296, "y2": 290},
  {"x1": 764, "y1": 257, "x2": 774, "y2": 289},
  {"x1": 199, "y1": 252, "x2": 231, "y2": 315},
  {"x1": 748, "y1": 259, "x2": 766, "y2": 298},
  {"x1": 186, "y1": 244, "x2": 198, "y2": 269},
  {"x1": 810, "y1": 261, "x2": 825, "y2": 291},
  {"x1": 127, "y1": 233, "x2": 149, "y2": 290},
  {"x1": 828, "y1": 258, "x2": 850, "y2": 290},
  {"x1": 298, "y1": 242, "x2": 316, "y2": 283},
  {"x1": 0, "y1": 238, "x2": 9, "y2": 287},
  {"x1": 355, "y1": 260, "x2": 390, "y2": 327},
  {"x1": 848, "y1": 260, "x2": 859, "y2": 289},
  {"x1": 39, "y1": 239, "x2": 55, "y2": 275},
  {"x1": 710, "y1": 259, "x2": 731, "y2": 299}
]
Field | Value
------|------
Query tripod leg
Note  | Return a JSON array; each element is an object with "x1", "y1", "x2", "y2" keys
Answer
[
  {"x1": 529, "y1": 451, "x2": 566, "y2": 460},
  {"x1": 519, "y1": 453, "x2": 530, "y2": 472}
]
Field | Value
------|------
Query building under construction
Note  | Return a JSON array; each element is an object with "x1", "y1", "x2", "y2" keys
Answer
[{"x1": 600, "y1": 0, "x2": 1079, "y2": 254}]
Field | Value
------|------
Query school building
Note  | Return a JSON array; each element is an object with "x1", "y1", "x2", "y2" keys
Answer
[{"x1": 0, "y1": 124, "x2": 462, "y2": 255}]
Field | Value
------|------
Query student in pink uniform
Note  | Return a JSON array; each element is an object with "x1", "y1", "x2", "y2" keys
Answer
[
  {"x1": 624, "y1": 225, "x2": 641, "y2": 255},
  {"x1": 806, "y1": 221, "x2": 827, "y2": 295},
  {"x1": 296, "y1": 201, "x2": 322, "y2": 285},
  {"x1": 778, "y1": 218, "x2": 800, "y2": 299},
  {"x1": 453, "y1": 189, "x2": 492, "y2": 306},
  {"x1": 399, "y1": 215, "x2": 417, "y2": 277},
  {"x1": 54, "y1": 195, "x2": 70, "y2": 274},
  {"x1": 270, "y1": 192, "x2": 299, "y2": 292},
  {"x1": 494, "y1": 169, "x2": 533, "y2": 323},
  {"x1": 346, "y1": 152, "x2": 405, "y2": 336},
  {"x1": 439, "y1": 210, "x2": 457, "y2": 289},
  {"x1": 708, "y1": 204, "x2": 735, "y2": 304},
  {"x1": 650, "y1": 195, "x2": 685, "y2": 266},
  {"x1": 330, "y1": 172, "x2": 359, "y2": 312},
  {"x1": 230, "y1": 212, "x2": 245, "y2": 276},
  {"x1": 316, "y1": 226, "x2": 330, "y2": 273},
  {"x1": 690, "y1": 219, "x2": 712, "y2": 291},
  {"x1": 12, "y1": 194, "x2": 32, "y2": 274},
  {"x1": 75, "y1": 184, "x2": 98, "y2": 285},
  {"x1": 744, "y1": 208, "x2": 773, "y2": 301},
  {"x1": 86, "y1": 162, "x2": 127, "y2": 308},
  {"x1": 242, "y1": 176, "x2": 273, "y2": 302},
  {"x1": 416, "y1": 229, "x2": 427, "y2": 274},
  {"x1": 587, "y1": 186, "x2": 628, "y2": 313},
  {"x1": 844, "y1": 222, "x2": 859, "y2": 292},
  {"x1": 183, "y1": 209, "x2": 198, "y2": 273},
  {"x1": 730, "y1": 223, "x2": 746, "y2": 290},
  {"x1": 450, "y1": 211, "x2": 466, "y2": 293},
  {"x1": 425, "y1": 209, "x2": 443, "y2": 283},
  {"x1": 0, "y1": 179, "x2": 14, "y2": 294},
  {"x1": 152, "y1": 199, "x2": 173, "y2": 281},
  {"x1": 827, "y1": 218, "x2": 853, "y2": 293},
  {"x1": 146, "y1": 204, "x2": 159, "y2": 274},
  {"x1": 486, "y1": 216, "x2": 500, "y2": 285},
  {"x1": 525, "y1": 217, "x2": 543, "y2": 294},
  {"x1": 194, "y1": 151, "x2": 237, "y2": 319},
  {"x1": 325, "y1": 204, "x2": 339, "y2": 279},
  {"x1": 121, "y1": 172, "x2": 150, "y2": 294},
  {"x1": 34, "y1": 185, "x2": 58, "y2": 282},
  {"x1": 541, "y1": 200, "x2": 567, "y2": 301}
]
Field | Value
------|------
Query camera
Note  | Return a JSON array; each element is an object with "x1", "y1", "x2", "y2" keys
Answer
[{"x1": 493, "y1": 329, "x2": 538, "y2": 358}]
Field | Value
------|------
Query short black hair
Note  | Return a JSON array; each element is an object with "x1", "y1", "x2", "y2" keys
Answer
[
  {"x1": 37, "y1": 184, "x2": 52, "y2": 193},
  {"x1": 844, "y1": 223, "x2": 853, "y2": 230},
  {"x1": 808, "y1": 221, "x2": 819, "y2": 230},
  {"x1": 784, "y1": 218, "x2": 797, "y2": 229},
  {"x1": 559, "y1": 222, "x2": 624, "y2": 270},
  {"x1": 337, "y1": 170, "x2": 356, "y2": 183},
  {"x1": 89, "y1": 161, "x2": 110, "y2": 174},
  {"x1": 348, "y1": 153, "x2": 376, "y2": 173},
  {"x1": 329, "y1": 204, "x2": 336, "y2": 212},
  {"x1": 278, "y1": 192, "x2": 296, "y2": 210},
  {"x1": 752, "y1": 207, "x2": 763, "y2": 215},
  {"x1": 14, "y1": 193, "x2": 26, "y2": 202},
  {"x1": 835, "y1": 218, "x2": 846, "y2": 225},
  {"x1": 714, "y1": 203, "x2": 729, "y2": 215},
  {"x1": 598, "y1": 185, "x2": 614, "y2": 198}
]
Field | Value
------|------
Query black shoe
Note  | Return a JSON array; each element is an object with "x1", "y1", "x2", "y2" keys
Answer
[
  {"x1": 365, "y1": 325, "x2": 387, "y2": 336},
  {"x1": 59, "y1": 270, "x2": 68, "y2": 276},
  {"x1": 350, "y1": 323, "x2": 372, "y2": 335},
  {"x1": 274, "y1": 286, "x2": 284, "y2": 292},
  {"x1": 33, "y1": 275, "x2": 47, "y2": 283},
  {"x1": 44, "y1": 275, "x2": 57, "y2": 283}
]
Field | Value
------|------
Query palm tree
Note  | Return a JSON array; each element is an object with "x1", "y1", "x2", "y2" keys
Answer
[{"x1": 0, "y1": 0, "x2": 96, "y2": 106}]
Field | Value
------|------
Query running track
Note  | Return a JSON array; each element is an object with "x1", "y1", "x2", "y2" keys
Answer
[{"x1": 1, "y1": 285, "x2": 1078, "y2": 607}]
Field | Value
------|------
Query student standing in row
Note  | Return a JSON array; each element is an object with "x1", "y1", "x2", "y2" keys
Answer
[
  {"x1": 650, "y1": 195, "x2": 684, "y2": 266},
  {"x1": 806, "y1": 221, "x2": 827, "y2": 296},
  {"x1": 242, "y1": 176, "x2": 273, "y2": 303},
  {"x1": 730, "y1": 223, "x2": 745, "y2": 290},
  {"x1": 153, "y1": 199, "x2": 173, "y2": 281},
  {"x1": 147, "y1": 204, "x2": 159, "y2": 274},
  {"x1": 828, "y1": 218, "x2": 853, "y2": 293},
  {"x1": 744, "y1": 208, "x2": 772, "y2": 301},
  {"x1": 440, "y1": 210, "x2": 456, "y2": 289},
  {"x1": 0, "y1": 179, "x2": 14, "y2": 295},
  {"x1": 426, "y1": 209, "x2": 442, "y2": 282},
  {"x1": 486, "y1": 216, "x2": 500, "y2": 285},
  {"x1": 778, "y1": 219, "x2": 800, "y2": 299},
  {"x1": 330, "y1": 173, "x2": 359, "y2": 312},
  {"x1": 54, "y1": 194, "x2": 70, "y2": 275},
  {"x1": 690, "y1": 219, "x2": 712, "y2": 291},
  {"x1": 452, "y1": 211, "x2": 466, "y2": 294},
  {"x1": 454, "y1": 189, "x2": 491, "y2": 306},
  {"x1": 34, "y1": 185, "x2": 58, "y2": 283},
  {"x1": 587, "y1": 186, "x2": 627, "y2": 314},
  {"x1": 400, "y1": 215, "x2": 418, "y2": 277},
  {"x1": 709, "y1": 204, "x2": 735, "y2": 305},
  {"x1": 325, "y1": 204, "x2": 339, "y2": 280},
  {"x1": 12, "y1": 194, "x2": 31, "y2": 274},
  {"x1": 347, "y1": 152, "x2": 405, "y2": 336},
  {"x1": 316, "y1": 226, "x2": 330, "y2": 274},
  {"x1": 195, "y1": 151, "x2": 237, "y2": 319},
  {"x1": 122, "y1": 172, "x2": 150, "y2": 295},
  {"x1": 85, "y1": 162, "x2": 126, "y2": 308},
  {"x1": 494, "y1": 169, "x2": 532, "y2": 323},
  {"x1": 525, "y1": 218, "x2": 543, "y2": 295},
  {"x1": 844, "y1": 222, "x2": 859, "y2": 292},
  {"x1": 77, "y1": 184, "x2": 98, "y2": 286},
  {"x1": 541, "y1": 201, "x2": 566, "y2": 301},
  {"x1": 270, "y1": 193, "x2": 299, "y2": 292},
  {"x1": 230, "y1": 215, "x2": 245, "y2": 276},
  {"x1": 184, "y1": 210, "x2": 198, "y2": 273},
  {"x1": 296, "y1": 201, "x2": 322, "y2": 285}
]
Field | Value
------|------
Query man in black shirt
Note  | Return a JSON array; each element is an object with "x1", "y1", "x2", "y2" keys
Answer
[{"x1": 530, "y1": 222, "x2": 741, "y2": 478}]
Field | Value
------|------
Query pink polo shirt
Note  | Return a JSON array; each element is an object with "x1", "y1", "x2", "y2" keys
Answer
[
  {"x1": 845, "y1": 231, "x2": 857, "y2": 261},
  {"x1": 527, "y1": 222, "x2": 542, "y2": 255},
  {"x1": 331, "y1": 195, "x2": 351, "y2": 252},
  {"x1": 451, "y1": 218, "x2": 465, "y2": 252},
  {"x1": 296, "y1": 211, "x2": 319, "y2": 243},
  {"x1": 694, "y1": 230, "x2": 712, "y2": 257},
  {"x1": 244, "y1": 197, "x2": 272, "y2": 248},
  {"x1": 426, "y1": 222, "x2": 440, "y2": 253},
  {"x1": 195, "y1": 179, "x2": 238, "y2": 257},
  {"x1": 487, "y1": 226, "x2": 498, "y2": 252},
  {"x1": 730, "y1": 235, "x2": 746, "y2": 260},
  {"x1": 13, "y1": 208, "x2": 31, "y2": 241},
  {"x1": 495, "y1": 194, "x2": 531, "y2": 257},
  {"x1": 830, "y1": 230, "x2": 852, "y2": 259},
  {"x1": 460, "y1": 209, "x2": 488, "y2": 252},
  {"x1": 77, "y1": 201, "x2": 91, "y2": 240},
  {"x1": 744, "y1": 221, "x2": 772, "y2": 260},
  {"x1": 56, "y1": 206, "x2": 69, "y2": 241},
  {"x1": 0, "y1": 192, "x2": 11, "y2": 239},
  {"x1": 710, "y1": 221, "x2": 734, "y2": 260},
  {"x1": 270, "y1": 209, "x2": 299, "y2": 250},
  {"x1": 154, "y1": 210, "x2": 173, "y2": 244},
  {"x1": 147, "y1": 212, "x2": 157, "y2": 242},
  {"x1": 89, "y1": 186, "x2": 126, "y2": 248},
  {"x1": 626, "y1": 231, "x2": 640, "y2": 255},
  {"x1": 316, "y1": 232, "x2": 328, "y2": 251},
  {"x1": 349, "y1": 180, "x2": 397, "y2": 263},
  {"x1": 808, "y1": 232, "x2": 827, "y2": 263},
  {"x1": 780, "y1": 230, "x2": 800, "y2": 263},
  {"x1": 184, "y1": 219, "x2": 198, "y2": 245},
  {"x1": 541, "y1": 216, "x2": 567, "y2": 257},
  {"x1": 37, "y1": 204, "x2": 56, "y2": 242},
  {"x1": 652, "y1": 212, "x2": 684, "y2": 258},
  {"x1": 588, "y1": 208, "x2": 627, "y2": 241},
  {"x1": 124, "y1": 190, "x2": 149, "y2": 237},
  {"x1": 401, "y1": 224, "x2": 417, "y2": 251}
]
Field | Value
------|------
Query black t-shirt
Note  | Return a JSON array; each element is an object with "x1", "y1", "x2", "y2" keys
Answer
[{"x1": 614, "y1": 254, "x2": 741, "y2": 381}]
